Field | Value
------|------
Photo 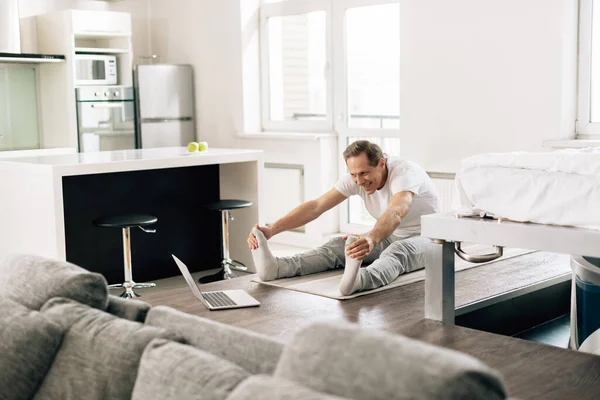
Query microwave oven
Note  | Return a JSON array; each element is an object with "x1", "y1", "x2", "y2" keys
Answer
[{"x1": 75, "y1": 54, "x2": 117, "y2": 86}]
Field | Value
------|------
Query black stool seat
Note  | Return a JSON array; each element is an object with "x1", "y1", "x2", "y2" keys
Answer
[
  {"x1": 93, "y1": 214, "x2": 158, "y2": 229},
  {"x1": 205, "y1": 200, "x2": 253, "y2": 211}
]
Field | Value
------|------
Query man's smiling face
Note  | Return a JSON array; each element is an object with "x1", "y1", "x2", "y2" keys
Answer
[{"x1": 346, "y1": 153, "x2": 386, "y2": 195}]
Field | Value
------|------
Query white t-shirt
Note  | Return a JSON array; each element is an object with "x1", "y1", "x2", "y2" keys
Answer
[{"x1": 334, "y1": 157, "x2": 440, "y2": 237}]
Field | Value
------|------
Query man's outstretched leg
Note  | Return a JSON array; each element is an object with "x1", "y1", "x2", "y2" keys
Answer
[
  {"x1": 251, "y1": 228, "x2": 352, "y2": 281},
  {"x1": 339, "y1": 235, "x2": 364, "y2": 295},
  {"x1": 359, "y1": 235, "x2": 432, "y2": 292}
]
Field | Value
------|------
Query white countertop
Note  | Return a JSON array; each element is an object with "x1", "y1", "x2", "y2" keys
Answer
[
  {"x1": 0, "y1": 147, "x2": 264, "y2": 176},
  {"x1": 0, "y1": 147, "x2": 77, "y2": 158}
]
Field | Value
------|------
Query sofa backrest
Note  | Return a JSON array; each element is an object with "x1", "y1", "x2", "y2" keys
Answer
[
  {"x1": 0, "y1": 254, "x2": 108, "y2": 310},
  {"x1": 145, "y1": 306, "x2": 285, "y2": 375},
  {"x1": 35, "y1": 298, "x2": 181, "y2": 400},
  {"x1": 274, "y1": 321, "x2": 507, "y2": 400},
  {"x1": 132, "y1": 338, "x2": 251, "y2": 400},
  {"x1": 0, "y1": 298, "x2": 65, "y2": 400}
]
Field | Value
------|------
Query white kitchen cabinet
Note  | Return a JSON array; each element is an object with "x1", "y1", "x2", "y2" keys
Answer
[{"x1": 71, "y1": 10, "x2": 131, "y2": 36}]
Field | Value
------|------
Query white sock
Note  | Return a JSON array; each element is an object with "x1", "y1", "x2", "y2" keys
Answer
[
  {"x1": 251, "y1": 228, "x2": 279, "y2": 281},
  {"x1": 339, "y1": 235, "x2": 364, "y2": 296}
]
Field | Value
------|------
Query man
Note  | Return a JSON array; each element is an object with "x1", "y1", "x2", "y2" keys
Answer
[{"x1": 248, "y1": 140, "x2": 440, "y2": 295}]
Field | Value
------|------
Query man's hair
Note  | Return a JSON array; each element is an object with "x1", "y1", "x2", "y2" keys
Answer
[{"x1": 343, "y1": 140, "x2": 384, "y2": 167}]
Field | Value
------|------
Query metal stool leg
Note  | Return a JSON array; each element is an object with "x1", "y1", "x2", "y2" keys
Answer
[
  {"x1": 222, "y1": 210, "x2": 247, "y2": 273},
  {"x1": 199, "y1": 209, "x2": 246, "y2": 283},
  {"x1": 107, "y1": 227, "x2": 156, "y2": 298}
]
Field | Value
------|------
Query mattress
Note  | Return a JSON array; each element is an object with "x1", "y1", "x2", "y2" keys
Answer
[{"x1": 454, "y1": 147, "x2": 600, "y2": 230}]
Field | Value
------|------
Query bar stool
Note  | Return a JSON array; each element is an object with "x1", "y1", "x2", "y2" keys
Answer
[
  {"x1": 93, "y1": 213, "x2": 158, "y2": 298},
  {"x1": 199, "y1": 199, "x2": 253, "y2": 283}
]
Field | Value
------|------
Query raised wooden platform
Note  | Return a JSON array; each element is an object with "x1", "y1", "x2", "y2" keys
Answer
[{"x1": 142, "y1": 252, "x2": 600, "y2": 399}]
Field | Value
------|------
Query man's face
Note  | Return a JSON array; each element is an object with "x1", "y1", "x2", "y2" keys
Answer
[{"x1": 346, "y1": 153, "x2": 385, "y2": 195}]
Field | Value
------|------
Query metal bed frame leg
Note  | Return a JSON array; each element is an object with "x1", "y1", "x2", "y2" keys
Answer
[{"x1": 425, "y1": 239, "x2": 456, "y2": 324}]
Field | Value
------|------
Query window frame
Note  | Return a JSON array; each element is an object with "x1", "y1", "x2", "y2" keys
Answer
[{"x1": 578, "y1": 0, "x2": 600, "y2": 136}]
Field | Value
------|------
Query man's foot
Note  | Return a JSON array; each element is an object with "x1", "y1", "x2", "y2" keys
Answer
[
  {"x1": 339, "y1": 235, "x2": 363, "y2": 296},
  {"x1": 250, "y1": 228, "x2": 279, "y2": 281}
]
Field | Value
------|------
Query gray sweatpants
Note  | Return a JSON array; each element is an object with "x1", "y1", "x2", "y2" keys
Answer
[{"x1": 276, "y1": 234, "x2": 432, "y2": 291}]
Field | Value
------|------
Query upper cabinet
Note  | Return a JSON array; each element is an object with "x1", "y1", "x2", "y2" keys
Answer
[{"x1": 71, "y1": 10, "x2": 132, "y2": 36}]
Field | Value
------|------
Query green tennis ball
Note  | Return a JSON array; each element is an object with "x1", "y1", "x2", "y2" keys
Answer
[{"x1": 187, "y1": 142, "x2": 199, "y2": 152}]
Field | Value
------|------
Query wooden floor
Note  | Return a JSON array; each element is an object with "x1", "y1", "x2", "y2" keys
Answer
[{"x1": 141, "y1": 252, "x2": 600, "y2": 400}]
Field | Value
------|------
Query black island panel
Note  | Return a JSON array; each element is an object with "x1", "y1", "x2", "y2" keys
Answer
[{"x1": 62, "y1": 165, "x2": 222, "y2": 284}]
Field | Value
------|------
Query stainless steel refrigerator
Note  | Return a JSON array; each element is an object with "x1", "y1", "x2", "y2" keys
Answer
[{"x1": 134, "y1": 64, "x2": 196, "y2": 148}]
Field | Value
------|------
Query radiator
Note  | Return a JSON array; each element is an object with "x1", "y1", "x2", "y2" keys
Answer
[
  {"x1": 264, "y1": 163, "x2": 305, "y2": 232},
  {"x1": 428, "y1": 172, "x2": 456, "y2": 213}
]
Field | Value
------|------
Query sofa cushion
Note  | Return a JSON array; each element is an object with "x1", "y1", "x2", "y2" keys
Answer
[
  {"x1": 0, "y1": 254, "x2": 108, "y2": 310},
  {"x1": 131, "y1": 338, "x2": 250, "y2": 400},
  {"x1": 227, "y1": 375, "x2": 349, "y2": 400},
  {"x1": 145, "y1": 306, "x2": 284, "y2": 374},
  {"x1": 274, "y1": 321, "x2": 507, "y2": 400},
  {"x1": 34, "y1": 298, "x2": 180, "y2": 400},
  {"x1": 106, "y1": 295, "x2": 151, "y2": 322},
  {"x1": 0, "y1": 298, "x2": 64, "y2": 400}
]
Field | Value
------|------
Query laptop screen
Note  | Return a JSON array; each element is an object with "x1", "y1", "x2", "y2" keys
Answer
[{"x1": 171, "y1": 254, "x2": 209, "y2": 306}]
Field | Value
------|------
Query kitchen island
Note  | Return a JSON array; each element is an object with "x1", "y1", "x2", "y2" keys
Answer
[{"x1": 0, "y1": 147, "x2": 263, "y2": 283}]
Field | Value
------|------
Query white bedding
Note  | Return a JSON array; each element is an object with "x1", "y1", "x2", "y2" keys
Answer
[{"x1": 455, "y1": 147, "x2": 600, "y2": 230}]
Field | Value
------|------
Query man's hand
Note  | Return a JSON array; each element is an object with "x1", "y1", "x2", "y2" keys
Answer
[
  {"x1": 247, "y1": 224, "x2": 273, "y2": 250},
  {"x1": 342, "y1": 234, "x2": 375, "y2": 260}
]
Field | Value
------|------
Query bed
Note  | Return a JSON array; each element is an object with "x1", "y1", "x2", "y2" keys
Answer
[{"x1": 422, "y1": 147, "x2": 600, "y2": 326}]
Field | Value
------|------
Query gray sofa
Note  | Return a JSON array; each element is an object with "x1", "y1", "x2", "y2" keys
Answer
[{"x1": 0, "y1": 254, "x2": 508, "y2": 400}]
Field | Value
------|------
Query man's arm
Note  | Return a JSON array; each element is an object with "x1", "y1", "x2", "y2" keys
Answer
[
  {"x1": 367, "y1": 191, "x2": 414, "y2": 246},
  {"x1": 249, "y1": 188, "x2": 347, "y2": 249},
  {"x1": 345, "y1": 191, "x2": 414, "y2": 260},
  {"x1": 269, "y1": 188, "x2": 347, "y2": 236}
]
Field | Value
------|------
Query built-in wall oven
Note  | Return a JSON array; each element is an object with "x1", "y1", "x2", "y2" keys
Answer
[{"x1": 75, "y1": 86, "x2": 137, "y2": 152}]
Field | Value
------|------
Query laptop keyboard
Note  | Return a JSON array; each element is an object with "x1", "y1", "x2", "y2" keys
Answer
[{"x1": 202, "y1": 291, "x2": 237, "y2": 308}]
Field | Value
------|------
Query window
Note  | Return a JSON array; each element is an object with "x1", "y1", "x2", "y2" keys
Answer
[
  {"x1": 260, "y1": 0, "x2": 399, "y2": 133},
  {"x1": 578, "y1": 0, "x2": 600, "y2": 136},
  {"x1": 260, "y1": 0, "x2": 400, "y2": 232},
  {"x1": 260, "y1": 1, "x2": 333, "y2": 132},
  {"x1": 345, "y1": 4, "x2": 400, "y2": 130}
]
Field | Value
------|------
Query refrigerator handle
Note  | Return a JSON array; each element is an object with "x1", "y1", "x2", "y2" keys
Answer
[{"x1": 141, "y1": 117, "x2": 193, "y2": 123}]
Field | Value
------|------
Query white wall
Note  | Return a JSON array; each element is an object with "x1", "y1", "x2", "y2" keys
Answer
[
  {"x1": 18, "y1": 0, "x2": 150, "y2": 57},
  {"x1": 148, "y1": 0, "x2": 244, "y2": 148},
  {"x1": 399, "y1": 0, "x2": 578, "y2": 172}
]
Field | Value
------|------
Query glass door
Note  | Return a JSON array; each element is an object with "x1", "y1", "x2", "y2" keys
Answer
[
  {"x1": 77, "y1": 100, "x2": 136, "y2": 152},
  {"x1": 0, "y1": 65, "x2": 40, "y2": 151}
]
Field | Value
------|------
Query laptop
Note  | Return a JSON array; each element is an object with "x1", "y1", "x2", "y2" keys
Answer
[{"x1": 171, "y1": 254, "x2": 260, "y2": 310}]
